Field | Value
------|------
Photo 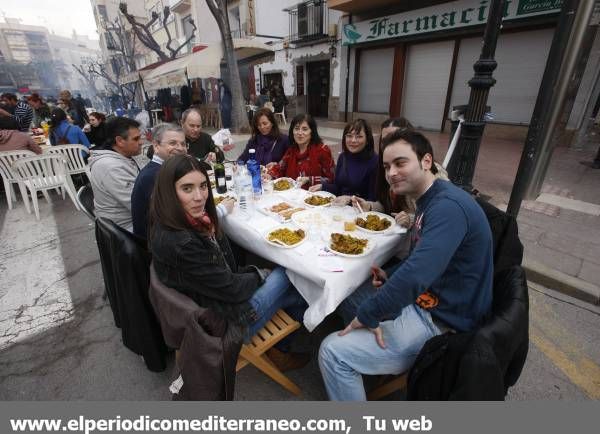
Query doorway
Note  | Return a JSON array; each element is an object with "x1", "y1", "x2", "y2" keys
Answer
[
  {"x1": 263, "y1": 72, "x2": 283, "y2": 92},
  {"x1": 307, "y1": 60, "x2": 329, "y2": 118}
]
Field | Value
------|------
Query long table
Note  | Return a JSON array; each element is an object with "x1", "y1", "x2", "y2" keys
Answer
[{"x1": 221, "y1": 188, "x2": 406, "y2": 331}]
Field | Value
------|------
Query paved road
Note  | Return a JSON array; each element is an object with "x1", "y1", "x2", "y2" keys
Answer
[{"x1": 0, "y1": 197, "x2": 598, "y2": 400}]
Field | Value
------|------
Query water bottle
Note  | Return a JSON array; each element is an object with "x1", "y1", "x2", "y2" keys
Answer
[
  {"x1": 236, "y1": 162, "x2": 253, "y2": 214},
  {"x1": 246, "y1": 149, "x2": 262, "y2": 199}
]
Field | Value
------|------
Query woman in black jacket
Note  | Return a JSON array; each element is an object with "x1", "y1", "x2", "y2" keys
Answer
[
  {"x1": 84, "y1": 111, "x2": 108, "y2": 148},
  {"x1": 149, "y1": 154, "x2": 306, "y2": 338}
]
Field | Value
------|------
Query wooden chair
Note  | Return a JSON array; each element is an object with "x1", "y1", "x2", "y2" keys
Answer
[
  {"x1": 368, "y1": 373, "x2": 407, "y2": 400},
  {"x1": 148, "y1": 262, "x2": 303, "y2": 397},
  {"x1": 236, "y1": 309, "x2": 302, "y2": 396}
]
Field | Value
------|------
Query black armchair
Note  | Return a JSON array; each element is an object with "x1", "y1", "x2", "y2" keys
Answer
[
  {"x1": 407, "y1": 265, "x2": 529, "y2": 400},
  {"x1": 95, "y1": 217, "x2": 167, "y2": 372}
]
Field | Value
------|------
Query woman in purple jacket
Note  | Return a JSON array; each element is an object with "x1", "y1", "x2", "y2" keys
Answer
[
  {"x1": 309, "y1": 119, "x2": 377, "y2": 202},
  {"x1": 237, "y1": 108, "x2": 289, "y2": 165}
]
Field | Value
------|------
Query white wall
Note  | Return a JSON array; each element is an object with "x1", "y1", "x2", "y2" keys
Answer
[
  {"x1": 252, "y1": 1, "x2": 344, "y2": 99},
  {"x1": 191, "y1": 0, "x2": 225, "y2": 43}
]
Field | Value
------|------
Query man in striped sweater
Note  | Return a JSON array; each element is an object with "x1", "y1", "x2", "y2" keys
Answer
[{"x1": 0, "y1": 93, "x2": 34, "y2": 132}]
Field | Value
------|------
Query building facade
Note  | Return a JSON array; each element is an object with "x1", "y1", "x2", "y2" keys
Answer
[
  {"x1": 251, "y1": 0, "x2": 344, "y2": 120},
  {"x1": 0, "y1": 18, "x2": 101, "y2": 98},
  {"x1": 330, "y1": 0, "x2": 599, "y2": 143}
]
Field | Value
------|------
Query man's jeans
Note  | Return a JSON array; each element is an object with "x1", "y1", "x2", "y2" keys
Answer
[
  {"x1": 247, "y1": 266, "x2": 306, "y2": 340},
  {"x1": 318, "y1": 269, "x2": 441, "y2": 400}
]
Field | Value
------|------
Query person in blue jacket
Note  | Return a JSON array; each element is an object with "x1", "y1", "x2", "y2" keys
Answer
[
  {"x1": 49, "y1": 108, "x2": 90, "y2": 148},
  {"x1": 318, "y1": 129, "x2": 493, "y2": 401},
  {"x1": 309, "y1": 119, "x2": 377, "y2": 202},
  {"x1": 131, "y1": 123, "x2": 188, "y2": 240}
]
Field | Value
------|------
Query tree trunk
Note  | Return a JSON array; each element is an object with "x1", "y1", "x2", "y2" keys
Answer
[{"x1": 206, "y1": 0, "x2": 249, "y2": 133}]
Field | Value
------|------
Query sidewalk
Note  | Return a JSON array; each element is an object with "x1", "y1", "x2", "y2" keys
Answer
[{"x1": 219, "y1": 121, "x2": 600, "y2": 305}]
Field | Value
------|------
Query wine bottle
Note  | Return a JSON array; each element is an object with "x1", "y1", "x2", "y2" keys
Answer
[{"x1": 214, "y1": 153, "x2": 227, "y2": 194}]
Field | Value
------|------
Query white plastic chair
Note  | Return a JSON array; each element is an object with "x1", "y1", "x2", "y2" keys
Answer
[
  {"x1": 12, "y1": 154, "x2": 80, "y2": 220},
  {"x1": 0, "y1": 150, "x2": 35, "y2": 212},
  {"x1": 45, "y1": 144, "x2": 91, "y2": 177},
  {"x1": 274, "y1": 106, "x2": 287, "y2": 126}
]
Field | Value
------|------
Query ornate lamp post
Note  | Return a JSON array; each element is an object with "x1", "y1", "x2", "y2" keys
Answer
[{"x1": 446, "y1": 0, "x2": 506, "y2": 191}]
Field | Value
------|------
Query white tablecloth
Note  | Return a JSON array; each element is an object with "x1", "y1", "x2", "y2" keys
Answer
[{"x1": 221, "y1": 188, "x2": 406, "y2": 331}]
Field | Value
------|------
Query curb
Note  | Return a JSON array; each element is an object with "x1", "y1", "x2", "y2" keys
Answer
[{"x1": 523, "y1": 259, "x2": 600, "y2": 305}]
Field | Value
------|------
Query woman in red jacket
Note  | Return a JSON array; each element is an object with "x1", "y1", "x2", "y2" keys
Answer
[{"x1": 268, "y1": 113, "x2": 334, "y2": 189}]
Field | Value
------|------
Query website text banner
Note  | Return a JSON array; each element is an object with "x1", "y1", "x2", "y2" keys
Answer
[
  {"x1": 342, "y1": 0, "x2": 562, "y2": 45},
  {"x1": 1, "y1": 401, "x2": 598, "y2": 434}
]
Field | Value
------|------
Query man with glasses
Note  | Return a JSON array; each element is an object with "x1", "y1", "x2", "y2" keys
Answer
[{"x1": 131, "y1": 123, "x2": 187, "y2": 240}]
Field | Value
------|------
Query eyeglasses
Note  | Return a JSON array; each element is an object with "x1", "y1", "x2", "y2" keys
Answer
[
  {"x1": 162, "y1": 141, "x2": 188, "y2": 149},
  {"x1": 345, "y1": 134, "x2": 365, "y2": 141},
  {"x1": 293, "y1": 127, "x2": 311, "y2": 133}
]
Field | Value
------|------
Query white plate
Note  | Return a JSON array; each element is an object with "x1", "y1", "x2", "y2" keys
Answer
[
  {"x1": 213, "y1": 193, "x2": 236, "y2": 205},
  {"x1": 328, "y1": 232, "x2": 376, "y2": 258},
  {"x1": 264, "y1": 225, "x2": 307, "y2": 249},
  {"x1": 303, "y1": 191, "x2": 336, "y2": 208},
  {"x1": 291, "y1": 209, "x2": 331, "y2": 228},
  {"x1": 257, "y1": 196, "x2": 305, "y2": 221},
  {"x1": 272, "y1": 177, "x2": 296, "y2": 191},
  {"x1": 354, "y1": 211, "x2": 396, "y2": 234}
]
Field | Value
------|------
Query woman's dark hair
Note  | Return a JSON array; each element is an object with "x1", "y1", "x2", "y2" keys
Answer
[
  {"x1": 0, "y1": 116, "x2": 19, "y2": 130},
  {"x1": 27, "y1": 93, "x2": 43, "y2": 104},
  {"x1": 341, "y1": 119, "x2": 374, "y2": 156},
  {"x1": 379, "y1": 117, "x2": 414, "y2": 151},
  {"x1": 49, "y1": 107, "x2": 67, "y2": 135},
  {"x1": 88, "y1": 111, "x2": 106, "y2": 122},
  {"x1": 288, "y1": 113, "x2": 322, "y2": 148},
  {"x1": 381, "y1": 117, "x2": 414, "y2": 131},
  {"x1": 251, "y1": 107, "x2": 280, "y2": 139},
  {"x1": 375, "y1": 128, "x2": 437, "y2": 213},
  {"x1": 149, "y1": 154, "x2": 219, "y2": 236}
]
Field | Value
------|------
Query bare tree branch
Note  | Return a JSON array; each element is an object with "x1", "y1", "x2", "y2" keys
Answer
[{"x1": 118, "y1": 1, "x2": 196, "y2": 61}]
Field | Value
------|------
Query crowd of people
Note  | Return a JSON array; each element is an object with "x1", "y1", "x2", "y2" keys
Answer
[
  {"x1": 0, "y1": 85, "x2": 497, "y2": 400},
  {"x1": 78, "y1": 104, "x2": 494, "y2": 401}
]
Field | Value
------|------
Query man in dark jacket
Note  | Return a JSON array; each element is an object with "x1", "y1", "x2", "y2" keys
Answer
[
  {"x1": 318, "y1": 129, "x2": 494, "y2": 401},
  {"x1": 131, "y1": 123, "x2": 187, "y2": 240},
  {"x1": 181, "y1": 108, "x2": 223, "y2": 164}
]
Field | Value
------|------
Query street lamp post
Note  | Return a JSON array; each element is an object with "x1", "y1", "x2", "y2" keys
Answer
[{"x1": 446, "y1": 0, "x2": 506, "y2": 191}]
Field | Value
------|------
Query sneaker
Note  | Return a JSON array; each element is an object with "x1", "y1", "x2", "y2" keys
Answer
[{"x1": 265, "y1": 347, "x2": 311, "y2": 372}]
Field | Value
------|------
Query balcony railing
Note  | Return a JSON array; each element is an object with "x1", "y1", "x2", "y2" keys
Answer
[{"x1": 286, "y1": 0, "x2": 329, "y2": 44}]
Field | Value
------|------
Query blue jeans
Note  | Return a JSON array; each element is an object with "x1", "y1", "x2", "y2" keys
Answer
[
  {"x1": 247, "y1": 266, "x2": 306, "y2": 341},
  {"x1": 337, "y1": 261, "x2": 404, "y2": 325},
  {"x1": 319, "y1": 284, "x2": 441, "y2": 400}
]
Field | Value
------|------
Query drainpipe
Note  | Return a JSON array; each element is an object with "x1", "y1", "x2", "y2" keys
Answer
[{"x1": 344, "y1": 14, "x2": 352, "y2": 123}]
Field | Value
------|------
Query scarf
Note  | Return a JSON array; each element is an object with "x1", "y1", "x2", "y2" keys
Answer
[{"x1": 185, "y1": 211, "x2": 215, "y2": 236}]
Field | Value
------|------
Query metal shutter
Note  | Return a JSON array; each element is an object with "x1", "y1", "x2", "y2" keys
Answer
[
  {"x1": 357, "y1": 47, "x2": 395, "y2": 114},
  {"x1": 450, "y1": 28, "x2": 554, "y2": 124},
  {"x1": 401, "y1": 40, "x2": 454, "y2": 130}
]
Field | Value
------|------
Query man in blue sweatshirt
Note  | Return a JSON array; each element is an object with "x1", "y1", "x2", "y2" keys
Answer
[{"x1": 318, "y1": 129, "x2": 493, "y2": 401}]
